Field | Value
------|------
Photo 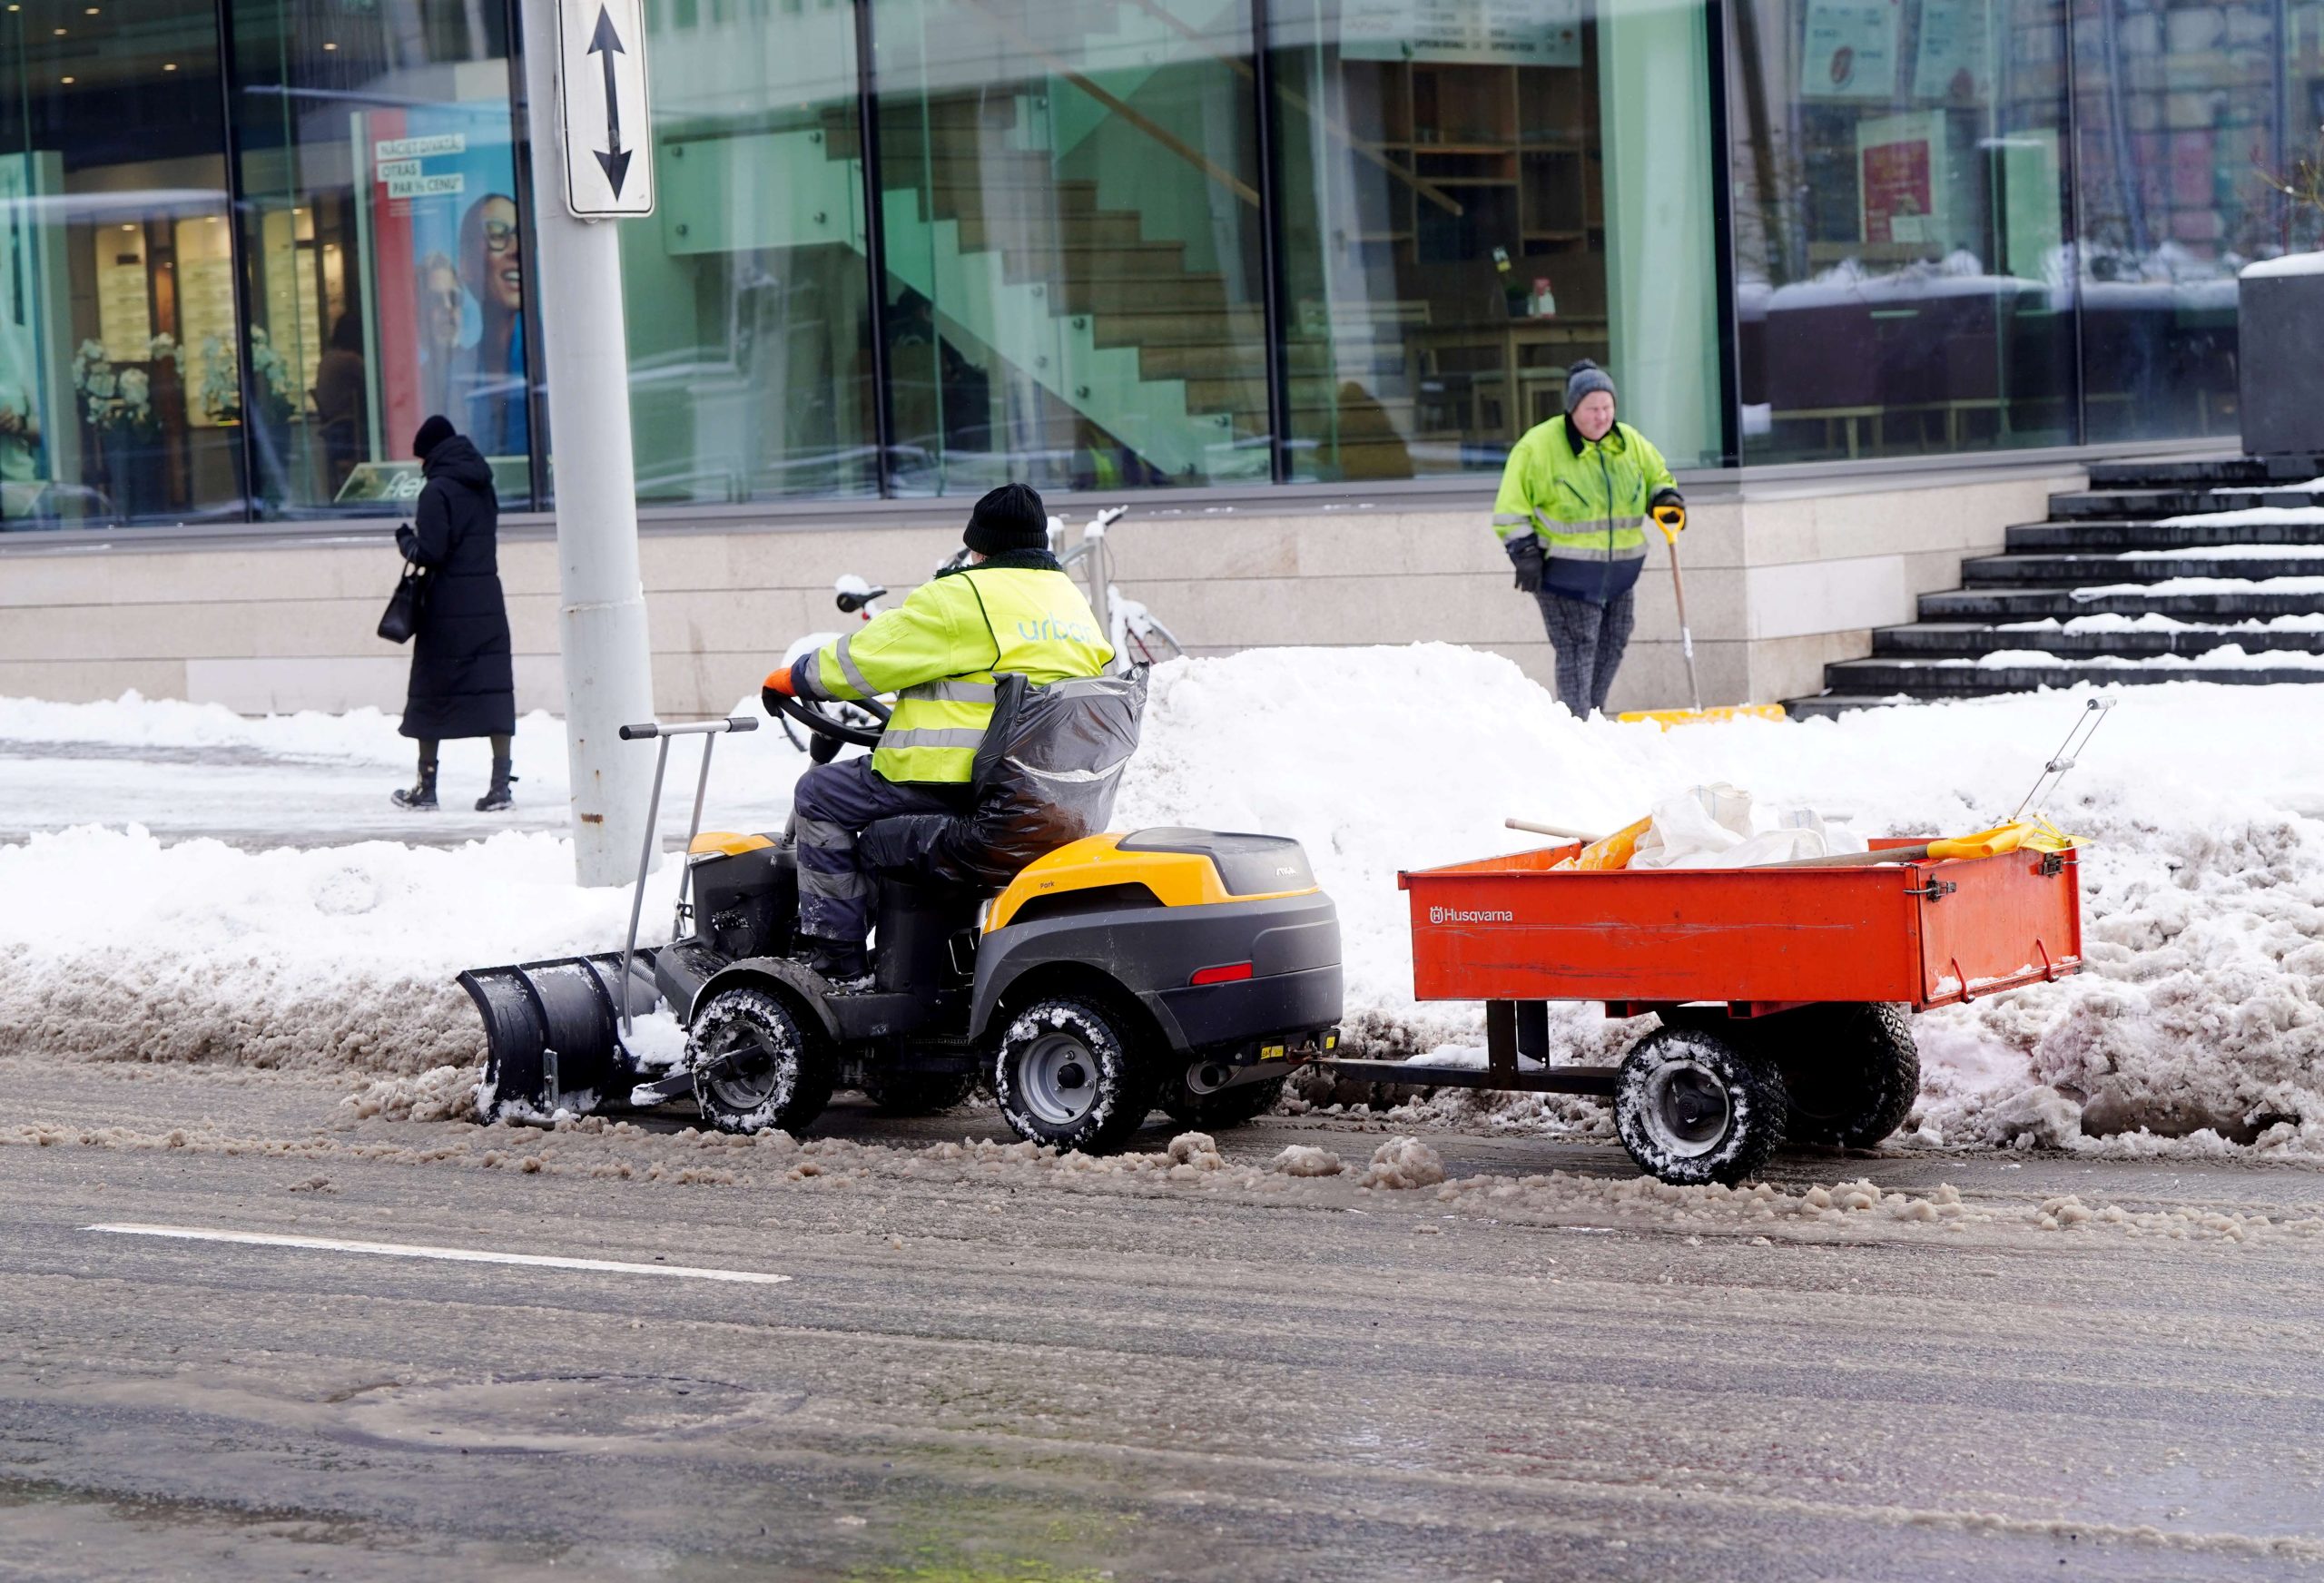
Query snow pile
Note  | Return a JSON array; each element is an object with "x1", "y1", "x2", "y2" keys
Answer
[
  {"x1": 5, "y1": 648, "x2": 2324, "y2": 1158},
  {"x1": 340, "y1": 1064, "x2": 483, "y2": 1123},
  {"x1": 0, "y1": 826, "x2": 674, "y2": 1076},
  {"x1": 1356, "y1": 1136, "x2": 1446, "y2": 1189},
  {"x1": 1268, "y1": 1143, "x2": 1344, "y2": 1176}
]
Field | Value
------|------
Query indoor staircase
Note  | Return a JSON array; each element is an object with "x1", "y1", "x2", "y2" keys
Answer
[{"x1": 1787, "y1": 454, "x2": 2324, "y2": 718}]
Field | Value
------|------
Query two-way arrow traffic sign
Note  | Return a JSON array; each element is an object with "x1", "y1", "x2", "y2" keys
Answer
[{"x1": 557, "y1": 0, "x2": 654, "y2": 216}]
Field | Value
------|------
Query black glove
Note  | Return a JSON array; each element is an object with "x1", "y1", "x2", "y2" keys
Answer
[
  {"x1": 394, "y1": 523, "x2": 417, "y2": 560},
  {"x1": 1505, "y1": 535, "x2": 1543, "y2": 594}
]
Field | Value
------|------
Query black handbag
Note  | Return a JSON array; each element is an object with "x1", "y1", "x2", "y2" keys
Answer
[{"x1": 378, "y1": 561, "x2": 428, "y2": 644}]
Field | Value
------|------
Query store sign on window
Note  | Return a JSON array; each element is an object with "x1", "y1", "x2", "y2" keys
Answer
[
  {"x1": 1911, "y1": 0, "x2": 1992, "y2": 101},
  {"x1": 1800, "y1": 0, "x2": 1900, "y2": 100},
  {"x1": 1340, "y1": 0, "x2": 1581, "y2": 68}
]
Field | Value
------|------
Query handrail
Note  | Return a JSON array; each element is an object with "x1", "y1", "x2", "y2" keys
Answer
[
  {"x1": 965, "y1": 0, "x2": 1261, "y2": 207},
  {"x1": 1118, "y1": 0, "x2": 1464, "y2": 218}
]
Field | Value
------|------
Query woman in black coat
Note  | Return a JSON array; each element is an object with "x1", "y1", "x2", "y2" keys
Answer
[{"x1": 392, "y1": 415, "x2": 517, "y2": 811}]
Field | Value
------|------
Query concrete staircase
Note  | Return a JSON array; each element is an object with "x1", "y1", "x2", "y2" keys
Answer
[{"x1": 1787, "y1": 455, "x2": 2324, "y2": 718}]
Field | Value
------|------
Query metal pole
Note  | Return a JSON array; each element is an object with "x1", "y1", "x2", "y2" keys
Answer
[
  {"x1": 517, "y1": 0, "x2": 657, "y2": 886},
  {"x1": 619, "y1": 733, "x2": 671, "y2": 1037}
]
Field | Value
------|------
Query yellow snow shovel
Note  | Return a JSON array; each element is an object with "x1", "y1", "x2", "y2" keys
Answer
[{"x1": 1617, "y1": 506, "x2": 1787, "y2": 729}]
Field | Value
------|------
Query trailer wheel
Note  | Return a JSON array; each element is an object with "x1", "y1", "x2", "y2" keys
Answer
[
  {"x1": 1770, "y1": 1002, "x2": 1922, "y2": 1147},
  {"x1": 688, "y1": 985, "x2": 834, "y2": 1136},
  {"x1": 993, "y1": 994, "x2": 1155, "y2": 1155},
  {"x1": 860, "y1": 1069, "x2": 979, "y2": 1116},
  {"x1": 1614, "y1": 1027, "x2": 1787, "y2": 1186},
  {"x1": 1160, "y1": 1063, "x2": 1287, "y2": 1129}
]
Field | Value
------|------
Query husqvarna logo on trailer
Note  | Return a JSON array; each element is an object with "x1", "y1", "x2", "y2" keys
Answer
[{"x1": 1430, "y1": 906, "x2": 1514, "y2": 924}]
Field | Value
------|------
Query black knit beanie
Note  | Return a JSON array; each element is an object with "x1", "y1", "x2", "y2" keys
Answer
[
  {"x1": 1563, "y1": 360, "x2": 1617, "y2": 418},
  {"x1": 412, "y1": 413, "x2": 457, "y2": 460},
  {"x1": 963, "y1": 482, "x2": 1049, "y2": 556}
]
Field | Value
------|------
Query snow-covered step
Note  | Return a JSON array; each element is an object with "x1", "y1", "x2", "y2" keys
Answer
[
  {"x1": 2005, "y1": 516, "x2": 2324, "y2": 551},
  {"x1": 1919, "y1": 580, "x2": 2324, "y2": 621},
  {"x1": 1825, "y1": 653, "x2": 2324, "y2": 696},
  {"x1": 1962, "y1": 547, "x2": 2324, "y2": 585},
  {"x1": 2046, "y1": 487, "x2": 2226, "y2": 519},
  {"x1": 2086, "y1": 453, "x2": 2324, "y2": 488},
  {"x1": 1871, "y1": 617, "x2": 2324, "y2": 661}
]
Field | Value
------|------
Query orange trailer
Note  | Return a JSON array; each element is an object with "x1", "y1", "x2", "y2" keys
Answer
[{"x1": 1326, "y1": 840, "x2": 2083, "y2": 1184}]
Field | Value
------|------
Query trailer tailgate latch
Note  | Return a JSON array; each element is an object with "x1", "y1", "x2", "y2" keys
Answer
[
  {"x1": 2037, "y1": 850, "x2": 2066, "y2": 878},
  {"x1": 1905, "y1": 879, "x2": 1957, "y2": 901}
]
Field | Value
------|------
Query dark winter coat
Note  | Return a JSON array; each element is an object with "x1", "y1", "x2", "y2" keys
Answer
[{"x1": 397, "y1": 436, "x2": 515, "y2": 741}]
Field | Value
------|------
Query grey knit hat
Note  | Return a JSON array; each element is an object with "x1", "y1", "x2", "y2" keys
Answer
[{"x1": 1563, "y1": 359, "x2": 1617, "y2": 417}]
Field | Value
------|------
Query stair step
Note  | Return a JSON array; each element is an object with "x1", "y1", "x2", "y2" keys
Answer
[
  {"x1": 1921, "y1": 585, "x2": 2324, "y2": 620},
  {"x1": 2086, "y1": 455, "x2": 2324, "y2": 487},
  {"x1": 1871, "y1": 621, "x2": 2324, "y2": 660},
  {"x1": 1823, "y1": 657, "x2": 2324, "y2": 695},
  {"x1": 1961, "y1": 551, "x2": 2324, "y2": 585},
  {"x1": 2046, "y1": 487, "x2": 2221, "y2": 519},
  {"x1": 1059, "y1": 277, "x2": 1231, "y2": 313},
  {"x1": 2004, "y1": 517, "x2": 2324, "y2": 550},
  {"x1": 988, "y1": 244, "x2": 1200, "y2": 287},
  {"x1": 1088, "y1": 309, "x2": 1266, "y2": 348},
  {"x1": 956, "y1": 214, "x2": 1151, "y2": 251},
  {"x1": 2205, "y1": 487, "x2": 2324, "y2": 511}
]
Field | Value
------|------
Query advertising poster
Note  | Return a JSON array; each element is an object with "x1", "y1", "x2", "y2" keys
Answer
[
  {"x1": 359, "y1": 102, "x2": 530, "y2": 484},
  {"x1": 1856, "y1": 111, "x2": 1965, "y2": 246},
  {"x1": 1911, "y1": 0, "x2": 1992, "y2": 102},
  {"x1": 1801, "y1": 0, "x2": 1900, "y2": 100}
]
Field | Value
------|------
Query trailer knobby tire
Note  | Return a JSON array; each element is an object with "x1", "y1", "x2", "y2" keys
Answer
[
  {"x1": 1614, "y1": 1027, "x2": 1787, "y2": 1186},
  {"x1": 1762, "y1": 1002, "x2": 1921, "y2": 1148},
  {"x1": 688, "y1": 985, "x2": 834, "y2": 1136}
]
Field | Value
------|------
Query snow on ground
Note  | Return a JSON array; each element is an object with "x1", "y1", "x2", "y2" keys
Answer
[{"x1": 5, "y1": 648, "x2": 2323, "y2": 1161}]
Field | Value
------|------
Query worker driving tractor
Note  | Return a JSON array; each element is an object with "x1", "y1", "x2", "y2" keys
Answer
[{"x1": 763, "y1": 483, "x2": 1115, "y2": 983}]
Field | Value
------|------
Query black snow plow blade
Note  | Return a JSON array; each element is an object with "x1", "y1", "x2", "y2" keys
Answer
[{"x1": 459, "y1": 951, "x2": 660, "y2": 1121}]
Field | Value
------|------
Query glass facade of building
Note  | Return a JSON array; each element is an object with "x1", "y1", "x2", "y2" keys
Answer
[{"x1": 1, "y1": 0, "x2": 2314, "y2": 527}]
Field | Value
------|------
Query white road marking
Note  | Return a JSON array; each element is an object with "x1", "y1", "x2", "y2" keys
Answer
[{"x1": 85, "y1": 1224, "x2": 792, "y2": 1285}]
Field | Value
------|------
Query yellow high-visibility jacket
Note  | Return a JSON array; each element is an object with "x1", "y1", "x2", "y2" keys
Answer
[
  {"x1": 1492, "y1": 418, "x2": 1679, "y2": 605},
  {"x1": 799, "y1": 560, "x2": 1114, "y2": 783}
]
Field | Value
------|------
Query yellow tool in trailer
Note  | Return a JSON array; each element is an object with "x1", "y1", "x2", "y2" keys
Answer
[{"x1": 1616, "y1": 504, "x2": 1787, "y2": 729}]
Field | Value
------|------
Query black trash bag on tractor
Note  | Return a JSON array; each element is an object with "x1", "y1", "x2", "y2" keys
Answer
[{"x1": 861, "y1": 669, "x2": 1147, "y2": 889}]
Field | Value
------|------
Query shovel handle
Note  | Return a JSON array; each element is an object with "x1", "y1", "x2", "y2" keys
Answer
[{"x1": 1506, "y1": 817, "x2": 1609, "y2": 843}]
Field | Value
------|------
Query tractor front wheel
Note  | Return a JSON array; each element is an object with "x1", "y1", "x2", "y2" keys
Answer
[{"x1": 688, "y1": 985, "x2": 834, "y2": 1136}]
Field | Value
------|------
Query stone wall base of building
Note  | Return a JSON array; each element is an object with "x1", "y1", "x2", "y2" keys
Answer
[{"x1": 0, "y1": 463, "x2": 2083, "y2": 719}]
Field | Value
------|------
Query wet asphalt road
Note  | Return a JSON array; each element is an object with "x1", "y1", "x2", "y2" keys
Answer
[{"x1": 4, "y1": 1060, "x2": 2323, "y2": 1583}]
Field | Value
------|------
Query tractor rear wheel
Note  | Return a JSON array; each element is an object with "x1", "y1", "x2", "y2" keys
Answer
[
  {"x1": 1614, "y1": 1027, "x2": 1788, "y2": 1186},
  {"x1": 992, "y1": 994, "x2": 1155, "y2": 1155},
  {"x1": 688, "y1": 985, "x2": 834, "y2": 1136}
]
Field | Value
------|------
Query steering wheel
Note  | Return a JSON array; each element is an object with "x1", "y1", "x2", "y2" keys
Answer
[{"x1": 763, "y1": 682, "x2": 891, "y2": 750}]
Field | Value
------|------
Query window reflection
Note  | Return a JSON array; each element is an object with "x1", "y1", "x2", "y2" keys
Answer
[
  {"x1": 1, "y1": 5, "x2": 237, "y2": 527},
  {"x1": 230, "y1": 0, "x2": 534, "y2": 513},
  {"x1": 1727, "y1": 0, "x2": 2077, "y2": 460}
]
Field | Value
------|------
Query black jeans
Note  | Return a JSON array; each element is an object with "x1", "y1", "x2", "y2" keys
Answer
[
  {"x1": 791, "y1": 757, "x2": 970, "y2": 943},
  {"x1": 1533, "y1": 587, "x2": 1635, "y2": 714}
]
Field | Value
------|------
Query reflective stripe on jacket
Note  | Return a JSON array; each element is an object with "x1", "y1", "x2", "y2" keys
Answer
[
  {"x1": 802, "y1": 565, "x2": 1114, "y2": 784},
  {"x1": 1491, "y1": 418, "x2": 1679, "y2": 605}
]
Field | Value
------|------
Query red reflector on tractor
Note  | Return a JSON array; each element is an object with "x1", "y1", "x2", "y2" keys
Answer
[{"x1": 1189, "y1": 961, "x2": 1254, "y2": 986}]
